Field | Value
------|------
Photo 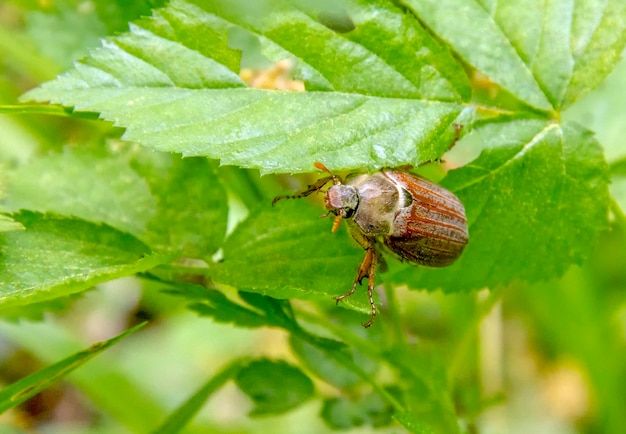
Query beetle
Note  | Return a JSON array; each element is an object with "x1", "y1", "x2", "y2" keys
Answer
[{"x1": 273, "y1": 162, "x2": 468, "y2": 327}]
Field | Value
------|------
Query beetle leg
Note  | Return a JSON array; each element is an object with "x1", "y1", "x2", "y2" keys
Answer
[
  {"x1": 334, "y1": 246, "x2": 378, "y2": 327},
  {"x1": 272, "y1": 176, "x2": 333, "y2": 206},
  {"x1": 362, "y1": 254, "x2": 377, "y2": 328},
  {"x1": 335, "y1": 247, "x2": 374, "y2": 303}
]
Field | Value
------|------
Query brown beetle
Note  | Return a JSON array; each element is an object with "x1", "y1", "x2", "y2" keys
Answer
[{"x1": 273, "y1": 162, "x2": 468, "y2": 327}]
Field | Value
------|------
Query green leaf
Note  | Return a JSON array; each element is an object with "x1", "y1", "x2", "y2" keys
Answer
[
  {"x1": 403, "y1": 0, "x2": 626, "y2": 110},
  {"x1": 563, "y1": 55, "x2": 626, "y2": 163},
  {"x1": 393, "y1": 411, "x2": 435, "y2": 434},
  {"x1": 243, "y1": 0, "x2": 471, "y2": 99},
  {"x1": 234, "y1": 358, "x2": 314, "y2": 415},
  {"x1": 320, "y1": 390, "x2": 396, "y2": 429},
  {"x1": 24, "y1": 5, "x2": 107, "y2": 70},
  {"x1": 396, "y1": 120, "x2": 609, "y2": 291},
  {"x1": 151, "y1": 360, "x2": 243, "y2": 434},
  {"x1": 5, "y1": 149, "x2": 157, "y2": 240},
  {"x1": 129, "y1": 152, "x2": 228, "y2": 256},
  {"x1": 175, "y1": 285, "x2": 271, "y2": 328},
  {"x1": 290, "y1": 334, "x2": 375, "y2": 389},
  {"x1": 93, "y1": 0, "x2": 168, "y2": 34},
  {"x1": 564, "y1": 0, "x2": 626, "y2": 107},
  {"x1": 0, "y1": 322, "x2": 145, "y2": 414},
  {"x1": 4, "y1": 148, "x2": 228, "y2": 257},
  {"x1": 0, "y1": 212, "x2": 169, "y2": 308},
  {"x1": 0, "y1": 214, "x2": 24, "y2": 232},
  {"x1": 210, "y1": 200, "x2": 373, "y2": 313},
  {"x1": 21, "y1": 0, "x2": 468, "y2": 173}
]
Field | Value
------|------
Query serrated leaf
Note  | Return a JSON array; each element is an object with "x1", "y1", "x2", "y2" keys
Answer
[
  {"x1": 0, "y1": 322, "x2": 145, "y2": 414},
  {"x1": 93, "y1": 0, "x2": 168, "y2": 34},
  {"x1": 0, "y1": 212, "x2": 170, "y2": 308},
  {"x1": 564, "y1": 0, "x2": 626, "y2": 107},
  {"x1": 185, "y1": 288, "x2": 270, "y2": 328},
  {"x1": 563, "y1": 55, "x2": 626, "y2": 163},
  {"x1": 403, "y1": 0, "x2": 626, "y2": 110},
  {"x1": 5, "y1": 149, "x2": 157, "y2": 239},
  {"x1": 210, "y1": 200, "x2": 375, "y2": 314},
  {"x1": 234, "y1": 358, "x2": 314, "y2": 416},
  {"x1": 21, "y1": 0, "x2": 468, "y2": 174},
  {"x1": 4, "y1": 148, "x2": 228, "y2": 257},
  {"x1": 226, "y1": 0, "x2": 471, "y2": 99},
  {"x1": 395, "y1": 120, "x2": 609, "y2": 291}
]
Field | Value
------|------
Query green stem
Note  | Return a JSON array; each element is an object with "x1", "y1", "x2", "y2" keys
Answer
[
  {"x1": 610, "y1": 196, "x2": 626, "y2": 226},
  {"x1": 383, "y1": 283, "x2": 404, "y2": 347},
  {"x1": 447, "y1": 287, "x2": 503, "y2": 388},
  {"x1": 150, "y1": 359, "x2": 245, "y2": 434}
]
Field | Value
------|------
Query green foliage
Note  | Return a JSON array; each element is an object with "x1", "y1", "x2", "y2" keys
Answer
[
  {"x1": 0, "y1": 211, "x2": 166, "y2": 309},
  {"x1": 1, "y1": 0, "x2": 625, "y2": 432},
  {"x1": 235, "y1": 358, "x2": 315, "y2": 415}
]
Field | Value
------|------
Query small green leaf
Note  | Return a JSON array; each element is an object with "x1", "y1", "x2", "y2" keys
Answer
[
  {"x1": 321, "y1": 391, "x2": 396, "y2": 430},
  {"x1": 290, "y1": 335, "x2": 374, "y2": 389},
  {"x1": 0, "y1": 212, "x2": 170, "y2": 308},
  {"x1": 234, "y1": 358, "x2": 314, "y2": 416},
  {"x1": 184, "y1": 287, "x2": 270, "y2": 328},
  {"x1": 0, "y1": 322, "x2": 145, "y2": 414},
  {"x1": 396, "y1": 120, "x2": 610, "y2": 290},
  {"x1": 25, "y1": 5, "x2": 106, "y2": 70}
]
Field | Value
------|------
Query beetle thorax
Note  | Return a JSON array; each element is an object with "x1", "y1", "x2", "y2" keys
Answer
[
  {"x1": 348, "y1": 173, "x2": 402, "y2": 237},
  {"x1": 325, "y1": 184, "x2": 359, "y2": 218}
]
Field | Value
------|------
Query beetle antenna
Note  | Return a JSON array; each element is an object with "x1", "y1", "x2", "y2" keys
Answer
[
  {"x1": 272, "y1": 175, "x2": 333, "y2": 206},
  {"x1": 314, "y1": 161, "x2": 340, "y2": 185},
  {"x1": 331, "y1": 215, "x2": 342, "y2": 232}
]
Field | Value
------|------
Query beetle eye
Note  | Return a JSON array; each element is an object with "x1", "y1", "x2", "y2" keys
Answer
[{"x1": 343, "y1": 206, "x2": 355, "y2": 218}]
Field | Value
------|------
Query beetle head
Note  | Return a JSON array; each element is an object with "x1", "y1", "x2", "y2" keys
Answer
[
  {"x1": 314, "y1": 162, "x2": 360, "y2": 232},
  {"x1": 325, "y1": 184, "x2": 359, "y2": 219}
]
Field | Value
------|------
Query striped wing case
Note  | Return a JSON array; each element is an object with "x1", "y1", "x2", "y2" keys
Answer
[{"x1": 382, "y1": 171, "x2": 468, "y2": 267}]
